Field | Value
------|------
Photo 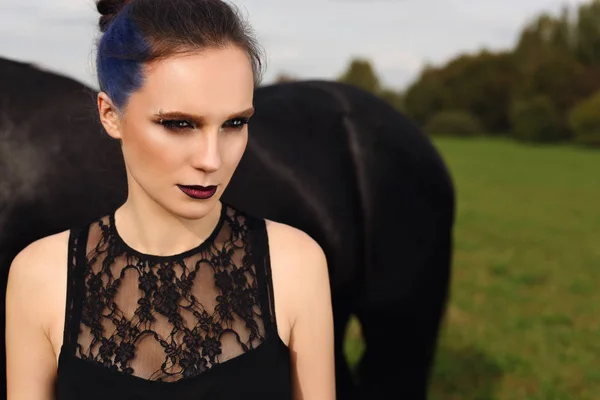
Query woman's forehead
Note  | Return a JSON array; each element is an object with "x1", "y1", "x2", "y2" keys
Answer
[
  {"x1": 133, "y1": 47, "x2": 255, "y2": 114},
  {"x1": 144, "y1": 47, "x2": 254, "y2": 88}
]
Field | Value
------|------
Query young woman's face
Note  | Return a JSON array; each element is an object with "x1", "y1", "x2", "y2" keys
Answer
[{"x1": 103, "y1": 45, "x2": 255, "y2": 220}]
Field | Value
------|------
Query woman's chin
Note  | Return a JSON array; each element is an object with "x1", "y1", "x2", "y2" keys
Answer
[{"x1": 168, "y1": 198, "x2": 222, "y2": 221}]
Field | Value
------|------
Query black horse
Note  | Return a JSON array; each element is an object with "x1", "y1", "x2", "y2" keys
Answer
[{"x1": 0, "y1": 56, "x2": 455, "y2": 399}]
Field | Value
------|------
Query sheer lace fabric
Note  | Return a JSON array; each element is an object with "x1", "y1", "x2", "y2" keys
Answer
[{"x1": 68, "y1": 205, "x2": 271, "y2": 382}]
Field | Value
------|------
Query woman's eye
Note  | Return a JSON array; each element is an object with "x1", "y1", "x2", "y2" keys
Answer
[
  {"x1": 223, "y1": 117, "x2": 249, "y2": 130},
  {"x1": 160, "y1": 119, "x2": 193, "y2": 131}
]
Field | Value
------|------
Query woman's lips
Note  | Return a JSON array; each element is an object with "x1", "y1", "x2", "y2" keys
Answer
[{"x1": 177, "y1": 184, "x2": 217, "y2": 200}]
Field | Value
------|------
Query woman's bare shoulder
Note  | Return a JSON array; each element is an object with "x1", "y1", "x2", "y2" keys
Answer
[
  {"x1": 263, "y1": 220, "x2": 335, "y2": 398},
  {"x1": 6, "y1": 230, "x2": 71, "y2": 315},
  {"x1": 8, "y1": 230, "x2": 70, "y2": 283},
  {"x1": 264, "y1": 219, "x2": 328, "y2": 275},
  {"x1": 6, "y1": 230, "x2": 72, "y2": 396},
  {"x1": 263, "y1": 219, "x2": 330, "y2": 313}
]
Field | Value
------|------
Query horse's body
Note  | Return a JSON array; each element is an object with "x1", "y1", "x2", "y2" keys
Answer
[{"x1": 0, "y1": 57, "x2": 454, "y2": 399}]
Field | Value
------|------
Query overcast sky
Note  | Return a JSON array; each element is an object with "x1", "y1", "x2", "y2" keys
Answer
[{"x1": 0, "y1": 0, "x2": 588, "y2": 91}]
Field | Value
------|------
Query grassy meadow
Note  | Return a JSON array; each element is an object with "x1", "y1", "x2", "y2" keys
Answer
[{"x1": 343, "y1": 137, "x2": 600, "y2": 399}]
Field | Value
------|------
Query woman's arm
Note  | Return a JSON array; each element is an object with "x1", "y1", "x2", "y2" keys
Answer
[
  {"x1": 6, "y1": 235, "x2": 66, "y2": 400},
  {"x1": 267, "y1": 221, "x2": 336, "y2": 400}
]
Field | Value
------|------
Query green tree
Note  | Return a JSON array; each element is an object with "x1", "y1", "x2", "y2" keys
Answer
[
  {"x1": 402, "y1": 0, "x2": 600, "y2": 143},
  {"x1": 509, "y1": 2, "x2": 600, "y2": 141},
  {"x1": 403, "y1": 66, "x2": 444, "y2": 126},
  {"x1": 575, "y1": 0, "x2": 600, "y2": 66},
  {"x1": 404, "y1": 51, "x2": 516, "y2": 133},
  {"x1": 513, "y1": 12, "x2": 573, "y2": 72},
  {"x1": 337, "y1": 57, "x2": 407, "y2": 113},
  {"x1": 551, "y1": 6, "x2": 576, "y2": 55},
  {"x1": 338, "y1": 58, "x2": 381, "y2": 94},
  {"x1": 438, "y1": 51, "x2": 516, "y2": 133},
  {"x1": 379, "y1": 88, "x2": 405, "y2": 113},
  {"x1": 510, "y1": 96, "x2": 566, "y2": 142},
  {"x1": 514, "y1": 51, "x2": 592, "y2": 115},
  {"x1": 568, "y1": 89, "x2": 600, "y2": 146}
]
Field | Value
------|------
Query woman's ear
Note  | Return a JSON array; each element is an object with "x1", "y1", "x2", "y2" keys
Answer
[{"x1": 97, "y1": 92, "x2": 122, "y2": 140}]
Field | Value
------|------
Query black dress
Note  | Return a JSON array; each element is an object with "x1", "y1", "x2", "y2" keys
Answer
[{"x1": 56, "y1": 203, "x2": 292, "y2": 399}]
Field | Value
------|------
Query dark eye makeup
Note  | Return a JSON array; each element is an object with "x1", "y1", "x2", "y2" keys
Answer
[
  {"x1": 159, "y1": 119, "x2": 194, "y2": 131},
  {"x1": 158, "y1": 117, "x2": 250, "y2": 132}
]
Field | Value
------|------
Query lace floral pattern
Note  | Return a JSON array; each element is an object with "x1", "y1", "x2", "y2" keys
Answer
[{"x1": 71, "y1": 205, "x2": 270, "y2": 382}]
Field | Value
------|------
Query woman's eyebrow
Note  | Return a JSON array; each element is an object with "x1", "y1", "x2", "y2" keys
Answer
[
  {"x1": 228, "y1": 107, "x2": 255, "y2": 119},
  {"x1": 155, "y1": 107, "x2": 255, "y2": 122}
]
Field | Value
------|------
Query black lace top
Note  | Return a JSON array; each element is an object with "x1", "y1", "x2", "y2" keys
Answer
[{"x1": 56, "y1": 203, "x2": 291, "y2": 399}]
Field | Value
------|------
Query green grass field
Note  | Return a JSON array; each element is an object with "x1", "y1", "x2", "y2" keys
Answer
[{"x1": 343, "y1": 137, "x2": 600, "y2": 399}]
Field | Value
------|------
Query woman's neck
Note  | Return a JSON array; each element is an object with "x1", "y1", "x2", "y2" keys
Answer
[{"x1": 113, "y1": 197, "x2": 222, "y2": 257}]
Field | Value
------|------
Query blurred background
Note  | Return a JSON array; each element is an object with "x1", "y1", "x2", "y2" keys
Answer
[{"x1": 1, "y1": 0, "x2": 599, "y2": 399}]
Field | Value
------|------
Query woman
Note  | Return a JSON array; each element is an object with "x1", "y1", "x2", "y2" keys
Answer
[{"x1": 5, "y1": 0, "x2": 335, "y2": 399}]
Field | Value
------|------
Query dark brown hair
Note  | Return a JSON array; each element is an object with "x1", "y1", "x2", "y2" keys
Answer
[{"x1": 95, "y1": 0, "x2": 264, "y2": 108}]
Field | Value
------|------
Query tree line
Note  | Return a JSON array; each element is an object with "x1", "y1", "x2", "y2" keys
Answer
[{"x1": 277, "y1": 0, "x2": 600, "y2": 146}]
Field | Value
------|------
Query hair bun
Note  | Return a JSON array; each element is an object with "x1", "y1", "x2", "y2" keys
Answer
[{"x1": 97, "y1": 0, "x2": 131, "y2": 32}]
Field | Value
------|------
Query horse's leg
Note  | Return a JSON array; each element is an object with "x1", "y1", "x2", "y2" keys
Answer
[{"x1": 330, "y1": 85, "x2": 455, "y2": 399}]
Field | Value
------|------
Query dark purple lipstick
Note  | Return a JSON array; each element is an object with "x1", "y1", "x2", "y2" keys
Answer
[{"x1": 178, "y1": 184, "x2": 217, "y2": 200}]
